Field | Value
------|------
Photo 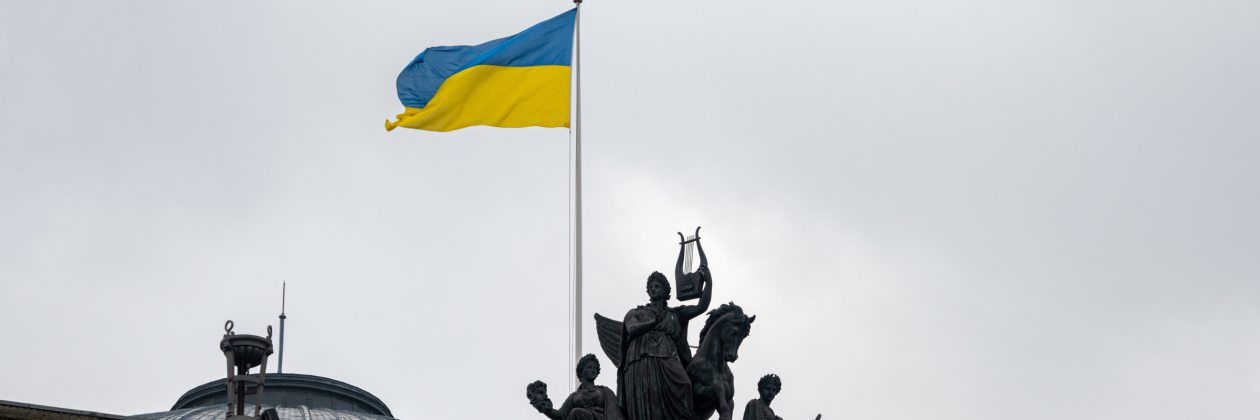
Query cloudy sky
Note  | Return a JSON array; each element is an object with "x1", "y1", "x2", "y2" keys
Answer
[{"x1": 2, "y1": 0, "x2": 1258, "y2": 419}]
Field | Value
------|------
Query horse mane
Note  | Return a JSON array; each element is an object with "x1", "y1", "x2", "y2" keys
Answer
[{"x1": 699, "y1": 302, "x2": 747, "y2": 340}]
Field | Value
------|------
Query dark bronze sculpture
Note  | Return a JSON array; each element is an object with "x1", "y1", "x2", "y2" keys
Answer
[
  {"x1": 526, "y1": 229, "x2": 818, "y2": 420},
  {"x1": 592, "y1": 229, "x2": 756, "y2": 420},
  {"x1": 742, "y1": 375, "x2": 820, "y2": 420},
  {"x1": 528, "y1": 355, "x2": 623, "y2": 420}
]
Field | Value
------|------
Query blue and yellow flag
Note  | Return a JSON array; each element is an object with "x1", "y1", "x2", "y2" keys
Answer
[{"x1": 385, "y1": 9, "x2": 575, "y2": 132}]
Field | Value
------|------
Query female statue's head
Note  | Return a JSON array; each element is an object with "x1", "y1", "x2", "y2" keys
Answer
[
  {"x1": 757, "y1": 373, "x2": 782, "y2": 403},
  {"x1": 646, "y1": 271, "x2": 671, "y2": 302},
  {"x1": 576, "y1": 353, "x2": 601, "y2": 382}
]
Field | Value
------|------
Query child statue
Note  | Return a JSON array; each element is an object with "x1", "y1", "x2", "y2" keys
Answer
[
  {"x1": 743, "y1": 374, "x2": 784, "y2": 420},
  {"x1": 742, "y1": 374, "x2": 821, "y2": 420},
  {"x1": 527, "y1": 354, "x2": 624, "y2": 420}
]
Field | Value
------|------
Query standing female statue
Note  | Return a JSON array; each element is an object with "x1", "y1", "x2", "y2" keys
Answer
[
  {"x1": 617, "y1": 235, "x2": 713, "y2": 420},
  {"x1": 528, "y1": 354, "x2": 623, "y2": 420}
]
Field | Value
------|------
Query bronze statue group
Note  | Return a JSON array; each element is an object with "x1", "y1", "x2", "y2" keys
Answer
[{"x1": 527, "y1": 229, "x2": 819, "y2": 420}]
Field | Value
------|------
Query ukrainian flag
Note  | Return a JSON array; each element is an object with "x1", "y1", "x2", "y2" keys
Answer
[{"x1": 386, "y1": 9, "x2": 575, "y2": 132}]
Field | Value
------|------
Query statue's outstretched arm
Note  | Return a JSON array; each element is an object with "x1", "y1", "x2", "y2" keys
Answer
[{"x1": 696, "y1": 236, "x2": 711, "y2": 308}]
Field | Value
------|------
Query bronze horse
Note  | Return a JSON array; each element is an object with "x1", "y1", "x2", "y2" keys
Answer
[{"x1": 688, "y1": 303, "x2": 755, "y2": 420}]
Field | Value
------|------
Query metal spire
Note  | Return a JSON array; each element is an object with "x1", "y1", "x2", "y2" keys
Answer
[{"x1": 278, "y1": 282, "x2": 286, "y2": 374}]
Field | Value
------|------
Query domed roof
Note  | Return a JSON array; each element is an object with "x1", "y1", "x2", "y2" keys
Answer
[
  {"x1": 135, "y1": 406, "x2": 393, "y2": 420},
  {"x1": 135, "y1": 373, "x2": 394, "y2": 420}
]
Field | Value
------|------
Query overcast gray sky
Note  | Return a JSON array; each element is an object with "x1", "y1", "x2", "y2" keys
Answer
[{"x1": 2, "y1": 1, "x2": 1259, "y2": 419}]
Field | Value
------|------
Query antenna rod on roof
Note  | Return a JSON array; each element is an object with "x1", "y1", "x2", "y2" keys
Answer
[{"x1": 278, "y1": 281, "x2": 286, "y2": 374}]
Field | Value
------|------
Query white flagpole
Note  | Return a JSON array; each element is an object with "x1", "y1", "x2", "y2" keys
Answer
[{"x1": 571, "y1": 0, "x2": 584, "y2": 393}]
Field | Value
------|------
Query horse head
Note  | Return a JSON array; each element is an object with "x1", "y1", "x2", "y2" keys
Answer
[{"x1": 699, "y1": 302, "x2": 755, "y2": 363}]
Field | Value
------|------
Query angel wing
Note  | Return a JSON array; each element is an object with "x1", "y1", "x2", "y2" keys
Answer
[{"x1": 593, "y1": 313, "x2": 624, "y2": 368}]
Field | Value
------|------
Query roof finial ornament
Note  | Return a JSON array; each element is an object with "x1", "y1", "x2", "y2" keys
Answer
[{"x1": 220, "y1": 321, "x2": 276, "y2": 420}]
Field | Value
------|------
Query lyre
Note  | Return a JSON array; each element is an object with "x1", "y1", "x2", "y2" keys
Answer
[{"x1": 674, "y1": 226, "x2": 705, "y2": 301}]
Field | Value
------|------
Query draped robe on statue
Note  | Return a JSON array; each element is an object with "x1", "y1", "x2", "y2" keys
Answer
[
  {"x1": 557, "y1": 385, "x2": 623, "y2": 420},
  {"x1": 622, "y1": 305, "x2": 695, "y2": 420},
  {"x1": 741, "y1": 399, "x2": 781, "y2": 420}
]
